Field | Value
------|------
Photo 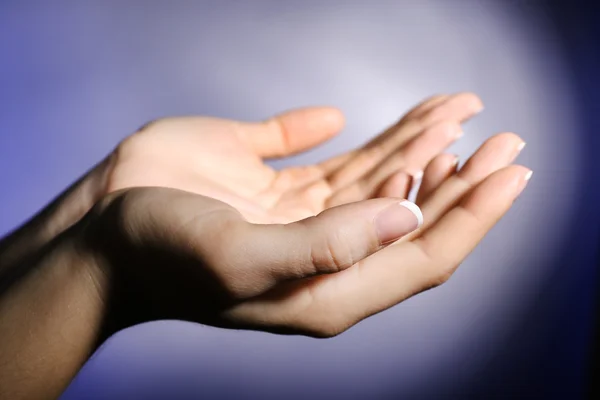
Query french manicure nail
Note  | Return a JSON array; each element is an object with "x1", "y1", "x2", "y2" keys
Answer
[
  {"x1": 516, "y1": 169, "x2": 533, "y2": 196},
  {"x1": 517, "y1": 141, "x2": 527, "y2": 152},
  {"x1": 375, "y1": 200, "x2": 423, "y2": 245},
  {"x1": 452, "y1": 155, "x2": 460, "y2": 168},
  {"x1": 412, "y1": 170, "x2": 424, "y2": 182},
  {"x1": 451, "y1": 123, "x2": 465, "y2": 139}
]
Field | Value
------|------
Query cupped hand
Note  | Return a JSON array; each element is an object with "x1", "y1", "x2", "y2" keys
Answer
[
  {"x1": 84, "y1": 129, "x2": 530, "y2": 339},
  {"x1": 105, "y1": 93, "x2": 483, "y2": 223}
]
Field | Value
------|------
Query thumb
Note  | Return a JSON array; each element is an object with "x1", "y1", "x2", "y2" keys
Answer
[
  {"x1": 238, "y1": 107, "x2": 345, "y2": 159},
  {"x1": 208, "y1": 198, "x2": 423, "y2": 298}
]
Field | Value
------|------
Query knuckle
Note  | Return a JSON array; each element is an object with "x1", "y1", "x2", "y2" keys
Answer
[
  {"x1": 402, "y1": 115, "x2": 425, "y2": 133},
  {"x1": 274, "y1": 285, "x2": 356, "y2": 338},
  {"x1": 313, "y1": 326, "x2": 344, "y2": 339},
  {"x1": 301, "y1": 316, "x2": 347, "y2": 339},
  {"x1": 429, "y1": 269, "x2": 452, "y2": 288},
  {"x1": 424, "y1": 262, "x2": 461, "y2": 290},
  {"x1": 310, "y1": 227, "x2": 354, "y2": 274},
  {"x1": 284, "y1": 286, "x2": 352, "y2": 338},
  {"x1": 376, "y1": 157, "x2": 404, "y2": 179},
  {"x1": 423, "y1": 120, "x2": 454, "y2": 136},
  {"x1": 413, "y1": 239, "x2": 462, "y2": 290},
  {"x1": 420, "y1": 106, "x2": 449, "y2": 126}
]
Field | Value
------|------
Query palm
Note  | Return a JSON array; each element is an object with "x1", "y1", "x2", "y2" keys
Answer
[
  {"x1": 107, "y1": 94, "x2": 482, "y2": 224},
  {"x1": 108, "y1": 117, "x2": 283, "y2": 223}
]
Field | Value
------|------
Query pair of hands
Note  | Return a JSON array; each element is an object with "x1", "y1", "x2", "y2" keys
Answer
[
  {"x1": 75, "y1": 92, "x2": 530, "y2": 338},
  {"x1": 0, "y1": 92, "x2": 532, "y2": 399}
]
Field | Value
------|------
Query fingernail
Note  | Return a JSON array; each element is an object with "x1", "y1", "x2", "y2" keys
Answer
[
  {"x1": 517, "y1": 141, "x2": 527, "y2": 152},
  {"x1": 451, "y1": 124, "x2": 464, "y2": 139},
  {"x1": 375, "y1": 200, "x2": 423, "y2": 245},
  {"x1": 412, "y1": 170, "x2": 424, "y2": 182},
  {"x1": 516, "y1": 169, "x2": 533, "y2": 195},
  {"x1": 452, "y1": 155, "x2": 460, "y2": 169}
]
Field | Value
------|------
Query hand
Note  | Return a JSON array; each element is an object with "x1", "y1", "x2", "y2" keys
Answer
[
  {"x1": 104, "y1": 92, "x2": 483, "y2": 223},
  {"x1": 84, "y1": 130, "x2": 530, "y2": 338}
]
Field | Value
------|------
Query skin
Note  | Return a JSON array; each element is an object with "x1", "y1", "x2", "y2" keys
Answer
[{"x1": 0, "y1": 93, "x2": 532, "y2": 399}]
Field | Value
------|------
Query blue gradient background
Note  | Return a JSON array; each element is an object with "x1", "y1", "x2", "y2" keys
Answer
[{"x1": 0, "y1": 1, "x2": 598, "y2": 399}]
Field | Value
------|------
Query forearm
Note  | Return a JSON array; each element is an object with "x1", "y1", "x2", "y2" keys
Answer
[
  {"x1": 0, "y1": 155, "x2": 116, "y2": 399},
  {"x1": 0, "y1": 223, "x2": 110, "y2": 400}
]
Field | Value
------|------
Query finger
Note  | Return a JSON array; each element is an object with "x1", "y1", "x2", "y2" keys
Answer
[
  {"x1": 238, "y1": 107, "x2": 345, "y2": 159},
  {"x1": 316, "y1": 95, "x2": 449, "y2": 175},
  {"x1": 326, "y1": 121, "x2": 462, "y2": 206},
  {"x1": 412, "y1": 91, "x2": 483, "y2": 128},
  {"x1": 207, "y1": 198, "x2": 423, "y2": 299},
  {"x1": 416, "y1": 153, "x2": 459, "y2": 205},
  {"x1": 409, "y1": 133, "x2": 526, "y2": 234},
  {"x1": 324, "y1": 165, "x2": 532, "y2": 329},
  {"x1": 374, "y1": 172, "x2": 413, "y2": 199},
  {"x1": 399, "y1": 94, "x2": 450, "y2": 122},
  {"x1": 359, "y1": 92, "x2": 482, "y2": 162},
  {"x1": 323, "y1": 92, "x2": 483, "y2": 190},
  {"x1": 411, "y1": 166, "x2": 532, "y2": 280}
]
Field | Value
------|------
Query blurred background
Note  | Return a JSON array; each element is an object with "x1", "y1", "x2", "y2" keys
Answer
[{"x1": 0, "y1": 0, "x2": 598, "y2": 399}]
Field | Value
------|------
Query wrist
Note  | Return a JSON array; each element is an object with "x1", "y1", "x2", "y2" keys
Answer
[
  {"x1": 73, "y1": 190, "x2": 145, "y2": 338},
  {"x1": 0, "y1": 153, "x2": 116, "y2": 273}
]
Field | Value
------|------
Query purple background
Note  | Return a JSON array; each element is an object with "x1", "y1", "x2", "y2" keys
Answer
[{"x1": 0, "y1": 1, "x2": 598, "y2": 399}]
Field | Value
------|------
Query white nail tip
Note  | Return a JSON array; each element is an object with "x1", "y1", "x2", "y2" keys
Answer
[
  {"x1": 524, "y1": 170, "x2": 533, "y2": 181},
  {"x1": 517, "y1": 142, "x2": 527, "y2": 152},
  {"x1": 412, "y1": 170, "x2": 424, "y2": 181},
  {"x1": 399, "y1": 200, "x2": 424, "y2": 228}
]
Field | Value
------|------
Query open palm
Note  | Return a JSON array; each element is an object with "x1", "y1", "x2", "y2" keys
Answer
[{"x1": 107, "y1": 93, "x2": 483, "y2": 223}]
